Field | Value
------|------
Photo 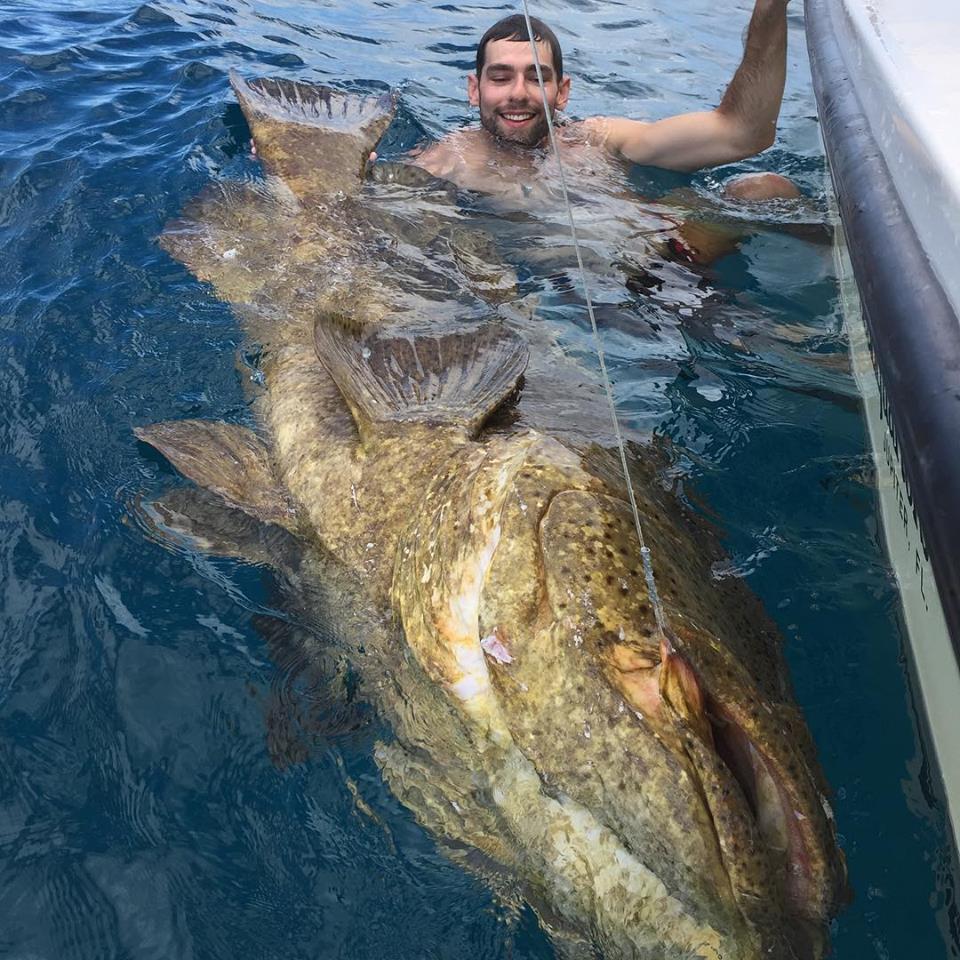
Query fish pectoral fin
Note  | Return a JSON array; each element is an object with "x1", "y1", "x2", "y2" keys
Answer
[
  {"x1": 315, "y1": 318, "x2": 529, "y2": 441},
  {"x1": 135, "y1": 420, "x2": 297, "y2": 531},
  {"x1": 251, "y1": 614, "x2": 371, "y2": 769},
  {"x1": 231, "y1": 72, "x2": 396, "y2": 200}
]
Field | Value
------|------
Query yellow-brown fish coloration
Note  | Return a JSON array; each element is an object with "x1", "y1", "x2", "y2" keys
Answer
[{"x1": 136, "y1": 74, "x2": 848, "y2": 959}]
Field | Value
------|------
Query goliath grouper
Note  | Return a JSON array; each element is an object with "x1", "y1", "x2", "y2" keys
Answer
[{"x1": 136, "y1": 75, "x2": 848, "y2": 959}]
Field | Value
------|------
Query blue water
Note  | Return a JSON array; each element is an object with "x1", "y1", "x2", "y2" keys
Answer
[{"x1": 0, "y1": 1, "x2": 956, "y2": 957}]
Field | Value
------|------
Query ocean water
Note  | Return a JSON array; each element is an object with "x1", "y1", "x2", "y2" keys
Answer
[{"x1": 0, "y1": 1, "x2": 956, "y2": 958}]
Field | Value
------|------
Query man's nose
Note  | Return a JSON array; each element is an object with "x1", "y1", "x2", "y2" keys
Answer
[{"x1": 509, "y1": 72, "x2": 529, "y2": 98}]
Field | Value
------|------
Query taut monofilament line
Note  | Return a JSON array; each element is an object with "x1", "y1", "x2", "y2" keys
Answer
[{"x1": 518, "y1": 1, "x2": 670, "y2": 641}]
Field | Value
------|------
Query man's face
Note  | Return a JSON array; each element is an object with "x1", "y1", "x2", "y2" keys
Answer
[{"x1": 468, "y1": 38, "x2": 571, "y2": 148}]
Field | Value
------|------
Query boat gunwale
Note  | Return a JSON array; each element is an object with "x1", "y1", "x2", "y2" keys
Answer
[{"x1": 806, "y1": 0, "x2": 960, "y2": 653}]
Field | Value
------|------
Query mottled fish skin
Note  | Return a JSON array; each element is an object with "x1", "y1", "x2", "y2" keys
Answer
[
  {"x1": 391, "y1": 422, "x2": 845, "y2": 958},
  {"x1": 142, "y1": 74, "x2": 848, "y2": 960}
]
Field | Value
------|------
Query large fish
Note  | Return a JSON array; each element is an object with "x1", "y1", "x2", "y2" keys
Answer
[{"x1": 136, "y1": 74, "x2": 847, "y2": 959}]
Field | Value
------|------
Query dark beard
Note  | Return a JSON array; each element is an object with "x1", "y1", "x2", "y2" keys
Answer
[{"x1": 479, "y1": 105, "x2": 551, "y2": 149}]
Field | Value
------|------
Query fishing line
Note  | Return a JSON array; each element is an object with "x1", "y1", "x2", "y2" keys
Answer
[{"x1": 518, "y1": 1, "x2": 670, "y2": 640}]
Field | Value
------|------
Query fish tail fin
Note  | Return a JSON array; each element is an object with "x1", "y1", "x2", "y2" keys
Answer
[
  {"x1": 314, "y1": 316, "x2": 528, "y2": 441},
  {"x1": 230, "y1": 71, "x2": 395, "y2": 200}
]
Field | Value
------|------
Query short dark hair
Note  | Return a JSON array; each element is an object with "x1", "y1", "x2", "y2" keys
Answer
[{"x1": 476, "y1": 15, "x2": 563, "y2": 80}]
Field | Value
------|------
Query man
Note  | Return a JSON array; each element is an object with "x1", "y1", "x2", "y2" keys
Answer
[{"x1": 405, "y1": 3, "x2": 799, "y2": 259}]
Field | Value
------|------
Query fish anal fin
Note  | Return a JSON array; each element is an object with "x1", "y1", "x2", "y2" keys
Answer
[
  {"x1": 135, "y1": 420, "x2": 296, "y2": 530},
  {"x1": 231, "y1": 72, "x2": 396, "y2": 200},
  {"x1": 135, "y1": 487, "x2": 301, "y2": 571},
  {"x1": 314, "y1": 319, "x2": 529, "y2": 441}
]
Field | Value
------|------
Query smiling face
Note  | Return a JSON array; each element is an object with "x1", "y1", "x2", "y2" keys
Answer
[{"x1": 467, "y1": 38, "x2": 571, "y2": 147}]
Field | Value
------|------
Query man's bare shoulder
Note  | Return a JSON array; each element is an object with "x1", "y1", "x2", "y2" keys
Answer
[
  {"x1": 408, "y1": 129, "x2": 484, "y2": 180},
  {"x1": 564, "y1": 116, "x2": 606, "y2": 141}
]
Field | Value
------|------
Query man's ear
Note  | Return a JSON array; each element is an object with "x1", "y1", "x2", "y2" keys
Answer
[
  {"x1": 467, "y1": 73, "x2": 480, "y2": 107},
  {"x1": 556, "y1": 76, "x2": 571, "y2": 111}
]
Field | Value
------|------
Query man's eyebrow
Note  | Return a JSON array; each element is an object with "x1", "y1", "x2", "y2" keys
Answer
[
  {"x1": 528, "y1": 65, "x2": 554, "y2": 79},
  {"x1": 484, "y1": 62, "x2": 555, "y2": 78}
]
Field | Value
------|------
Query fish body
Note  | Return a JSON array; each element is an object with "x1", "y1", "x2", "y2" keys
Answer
[{"x1": 137, "y1": 74, "x2": 847, "y2": 959}]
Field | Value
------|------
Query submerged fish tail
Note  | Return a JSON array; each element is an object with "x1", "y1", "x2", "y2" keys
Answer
[{"x1": 230, "y1": 71, "x2": 395, "y2": 200}]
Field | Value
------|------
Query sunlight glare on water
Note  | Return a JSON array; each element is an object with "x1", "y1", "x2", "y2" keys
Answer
[{"x1": 0, "y1": 0, "x2": 956, "y2": 958}]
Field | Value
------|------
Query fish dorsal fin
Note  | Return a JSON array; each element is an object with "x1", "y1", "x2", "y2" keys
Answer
[
  {"x1": 230, "y1": 71, "x2": 396, "y2": 201},
  {"x1": 314, "y1": 318, "x2": 529, "y2": 441},
  {"x1": 134, "y1": 420, "x2": 297, "y2": 530}
]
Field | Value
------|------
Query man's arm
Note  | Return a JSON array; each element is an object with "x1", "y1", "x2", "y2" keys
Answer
[{"x1": 587, "y1": 0, "x2": 789, "y2": 172}]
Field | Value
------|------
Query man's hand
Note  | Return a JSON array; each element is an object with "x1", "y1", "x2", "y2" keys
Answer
[{"x1": 591, "y1": 0, "x2": 790, "y2": 172}]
